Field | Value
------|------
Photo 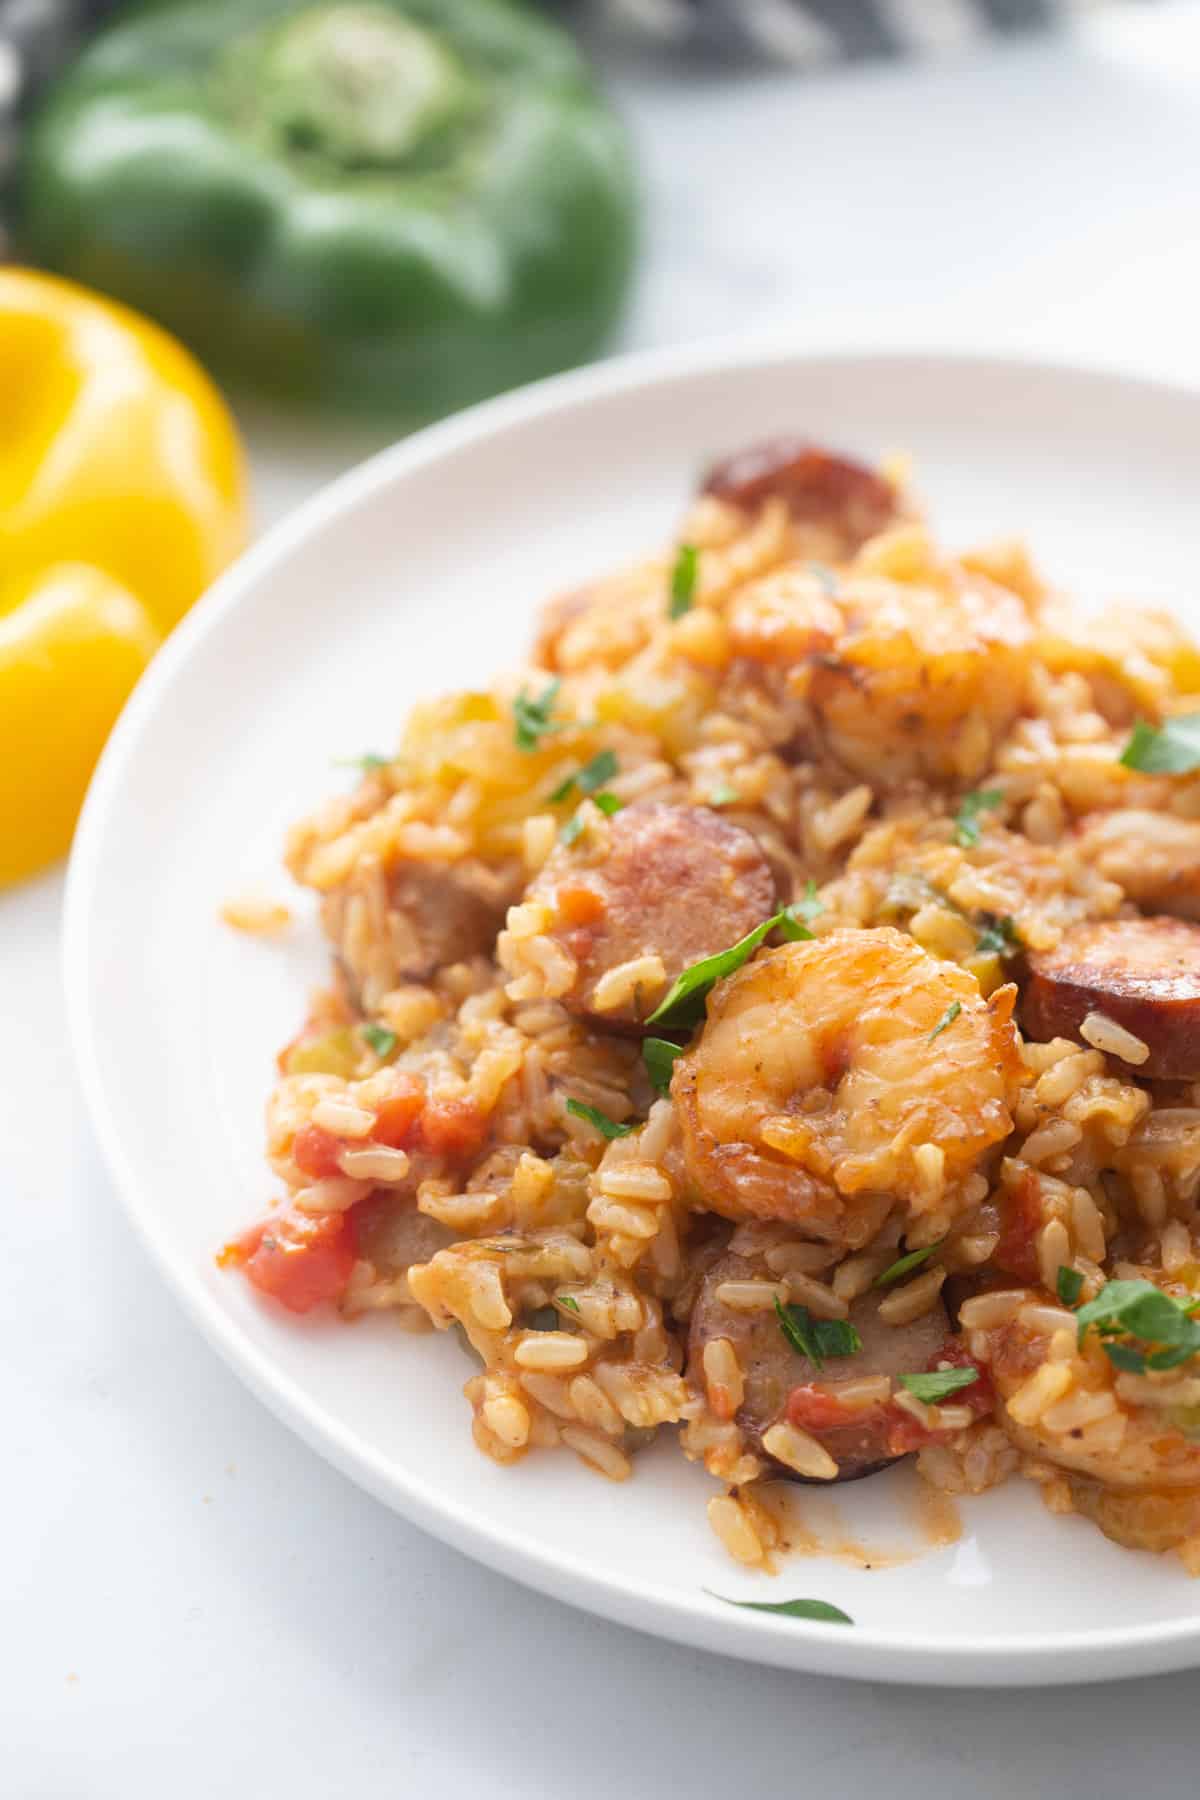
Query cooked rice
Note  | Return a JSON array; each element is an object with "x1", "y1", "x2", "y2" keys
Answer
[{"x1": 225, "y1": 443, "x2": 1200, "y2": 1580}]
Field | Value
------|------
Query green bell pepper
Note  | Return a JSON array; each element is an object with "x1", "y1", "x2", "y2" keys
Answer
[{"x1": 20, "y1": 0, "x2": 637, "y2": 416}]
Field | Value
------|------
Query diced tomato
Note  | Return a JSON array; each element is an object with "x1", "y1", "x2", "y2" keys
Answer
[
  {"x1": 787, "y1": 1383, "x2": 860, "y2": 1432},
  {"x1": 371, "y1": 1076, "x2": 426, "y2": 1149},
  {"x1": 994, "y1": 1169, "x2": 1042, "y2": 1283},
  {"x1": 238, "y1": 1208, "x2": 355, "y2": 1313},
  {"x1": 557, "y1": 882, "x2": 606, "y2": 927},
  {"x1": 292, "y1": 1123, "x2": 344, "y2": 1179},
  {"x1": 419, "y1": 1095, "x2": 487, "y2": 1160}
]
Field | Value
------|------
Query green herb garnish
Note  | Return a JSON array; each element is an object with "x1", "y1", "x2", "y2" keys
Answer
[
  {"x1": 669, "y1": 543, "x2": 699, "y2": 618},
  {"x1": 560, "y1": 815, "x2": 585, "y2": 848},
  {"x1": 647, "y1": 907, "x2": 811, "y2": 1030},
  {"x1": 875, "y1": 1240, "x2": 944, "y2": 1289},
  {"x1": 1075, "y1": 1278, "x2": 1200, "y2": 1371},
  {"x1": 336, "y1": 752, "x2": 388, "y2": 772},
  {"x1": 556, "y1": 1294, "x2": 581, "y2": 1314},
  {"x1": 774, "y1": 1298, "x2": 862, "y2": 1370},
  {"x1": 361, "y1": 1024, "x2": 398, "y2": 1060},
  {"x1": 549, "y1": 749, "x2": 620, "y2": 804},
  {"x1": 592, "y1": 792, "x2": 622, "y2": 815},
  {"x1": 1120, "y1": 713, "x2": 1200, "y2": 775},
  {"x1": 1057, "y1": 1266, "x2": 1084, "y2": 1307},
  {"x1": 793, "y1": 878, "x2": 823, "y2": 925},
  {"x1": 898, "y1": 1367, "x2": 980, "y2": 1404},
  {"x1": 513, "y1": 679, "x2": 563, "y2": 752},
  {"x1": 707, "y1": 784, "x2": 740, "y2": 807},
  {"x1": 643, "y1": 1036, "x2": 686, "y2": 1096},
  {"x1": 565, "y1": 1098, "x2": 634, "y2": 1140},
  {"x1": 953, "y1": 788, "x2": 1003, "y2": 849},
  {"x1": 704, "y1": 1590, "x2": 853, "y2": 1626},
  {"x1": 928, "y1": 1001, "x2": 962, "y2": 1042},
  {"x1": 975, "y1": 913, "x2": 1022, "y2": 959}
]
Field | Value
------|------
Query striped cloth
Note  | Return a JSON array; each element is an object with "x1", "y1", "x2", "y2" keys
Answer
[{"x1": 578, "y1": 0, "x2": 1141, "y2": 61}]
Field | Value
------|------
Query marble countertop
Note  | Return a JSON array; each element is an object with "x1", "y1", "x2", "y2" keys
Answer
[{"x1": 10, "y1": 7, "x2": 1200, "y2": 1792}]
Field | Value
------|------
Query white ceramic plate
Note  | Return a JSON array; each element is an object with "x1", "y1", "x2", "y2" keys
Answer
[{"x1": 66, "y1": 343, "x2": 1200, "y2": 1686}]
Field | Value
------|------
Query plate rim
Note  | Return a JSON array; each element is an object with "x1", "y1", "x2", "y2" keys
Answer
[{"x1": 64, "y1": 334, "x2": 1200, "y2": 1686}]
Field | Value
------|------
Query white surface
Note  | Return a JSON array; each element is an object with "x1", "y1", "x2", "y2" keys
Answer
[
  {"x1": 11, "y1": 2, "x2": 1200, "y2": 1785},
  {"x1": 64, "y1": 345, "x2": 1200, "y2": 1687}
]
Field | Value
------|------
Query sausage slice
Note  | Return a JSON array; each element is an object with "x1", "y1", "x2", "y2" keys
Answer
[
  {"x1": 1023, "y1": 915, "x2": 1200, "y2": 1079},
  {"x1": 526, "y1": 802, "x2": 776, "y2": 1030},
  {"x1": 687, "y1": 1251, "x2": 949, "y2": 1482},
  {"x1": 702, "y1": 438, "x2": 899, "y2": 553}
]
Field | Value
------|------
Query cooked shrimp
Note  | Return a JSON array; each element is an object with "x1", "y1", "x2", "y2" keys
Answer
[
  {"x1": 727, "y1": 550, "x2": 1034, "y2": 786},
  {"x1": 672, "y1": 927, "x2": 1022, "y2": 1246},
  {"x1": 972, "y1": 1283, "x2": 1200, "y2": 1496}
]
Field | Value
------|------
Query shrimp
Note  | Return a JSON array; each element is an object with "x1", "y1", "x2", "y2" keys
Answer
[
  {"x1": 969, "y1": 1282, "x2": 1200, "y2": 1497},
  {"x1": 672, "y1": 927, "x2": 1022, "y2": 1247},
  {"x1": 727, "y1": 549, "x2": 1034, "y2": 786}
]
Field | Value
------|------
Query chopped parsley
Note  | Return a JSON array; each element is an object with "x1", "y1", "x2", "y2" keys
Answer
[
  {"x1": 975, "y1": 913, "x2": 1022, "y2": 959},
  {"x1": 336, "y1": 752, "x2": 389, "y2": 772},
  {"x1": 898, "y1": 1367, "x2": 980, "y2": 1404},
  {"x1": 548, "y1": 749, "x2": 619, "y2": 804},
  {"x1": 1119, "y1": 713, "x2": 1200, "y2": 775},
  {"x1": 704, "y1": 1590, "x2": 853, "y2": 1626},
  {"x1": 875, "y1": 1240, "x2": 944, "y2": 1289},
  {"x1": 1074, "y1": 1278, "x2": 1200, "y2": 1373},
  {"x1": 707, "y1": 783, "x2": 741, "y2": 807},
  {"x1": 556, "y1": 1294, "x2": 581, "y2": 1314},
  {"x1": 513, "y1": 679, "x2": 563, "y2": 752},
  {"x1": 643, "y1": 1036, "x2": 686, "y2": 1096},
  {"x1": 669, "y1": 543, "x2": 699, "y2": 618},
  {"x1": 560, "y1": 790, "x2": 623, "y2": 845},
  {"x1": 774, "y1": 1297, "x2": 862, "y2": 1370},
  {"x1": 1056, "y1": 1266, "x2": 1084, "y2": 1307},
  {"x1": 361, "y1": 1024, "x2": 398, "y2": 1060},
  {"x1": 793, "y1": 878, "x2": 823, "y2": 926},
  {"x1": 565, "y1": 1098, "x2": 634, "y2": 1140},
  {"x1": 953, "y1": 788, "x2": 1003, "y2": 849},
  {"x1": 928, "y1": 1000, "x2": 962, "y2": 1042},
  {"x1": 647, "y1": 906, "x2": 812, "y2": 1030}
]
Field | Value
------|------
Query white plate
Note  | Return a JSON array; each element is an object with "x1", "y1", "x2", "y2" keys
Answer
[{"x1": 66, "y1": 343, "x2": 1200, "y2": 1686}]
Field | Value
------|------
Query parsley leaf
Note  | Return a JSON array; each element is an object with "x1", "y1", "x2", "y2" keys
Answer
[
  {"x1": 928, "y1": 1000, "x2": 962, "y2": 1042},
  {"x1": 1057, "y1": 1266, "x2": 1084, "y2": 1307},
  {"x1": 898, "y1": 1367, "x2": 980, "y2": 1404},
  {"x1": 513, "y1": 679, "x2": 563, "y2": 752},
  {"x1": 336, "y1": 752, "x2": 389, "y2": 772},
  {"x1": 1075, "y1": 1277, "x2": 1200, "y2": 1371},
  {"x1": 975, "y1": 913, "x2": 1022, "y2": 958},
  {"x1": 1120, "y1": 713, "x2": 1200, "y2": 775},
  {"x1": 647, "y1": 907, "x2": 811, "y2": 1029},
  {"x1": 793, "y1": 878, "x2": 823, "y2": 925},
  {"x1": 954, "y1": 788, "x2": 1003, "y2": 849},
  {"x1": 549, "y1": 749, "x2": 620, "y2": 804},
  {"x1": 774, "y1": 1298, "x2": 862, "y2": 1370},
  {"x1": 565, "y1": 1098, "x2": 634, "y2": 1140},
  {"x1": 592, "y1": 792, "x2": 623, "y2": 815},
  {"x1": 557, "y1": 1294, "x2": 581, "y2": 1314},
  {"x1": 875, "y1": 1240, "x2": 944, "y2": 1289},
  {"x1": 705, "y1": 1590, "x2": 853, "y2": 1626},
  {"x1": 361, "y1": 1024, "x2": 398, "y2": 1060},
  {"x1": 669, "y1": 543, "x2": 699, "y2": 618},
  {"x1": 643, "y1": 1036, "x2": 686, "y2": 1096}
]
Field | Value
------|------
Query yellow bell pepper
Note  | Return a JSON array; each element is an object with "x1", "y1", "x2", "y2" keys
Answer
[{"x1": 0, "y1": 268, "x2": 247, "y2": 885}]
